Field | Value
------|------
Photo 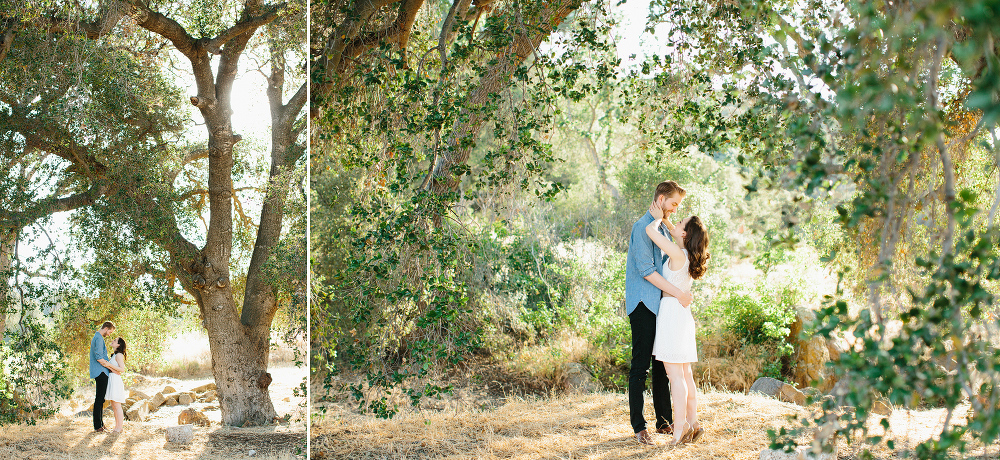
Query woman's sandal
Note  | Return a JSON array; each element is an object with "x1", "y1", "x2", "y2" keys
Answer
[
  {"x1": 683, "y1": 425, "x2": 704, "y2": 443},
  {"x1": 669, "y1": 424, "x2": 690, "y2": 446}
]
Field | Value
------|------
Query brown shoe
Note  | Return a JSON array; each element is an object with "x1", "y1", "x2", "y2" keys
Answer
[
  {"x1": 656, "y1": 424, "x2": 673, "y2": 435},
  {"x1": 635, "y1": 429, "x2": 654, "y2": 445},
  {"x1": 683, "y1": 425, "x2": 704, "y2": 443}
]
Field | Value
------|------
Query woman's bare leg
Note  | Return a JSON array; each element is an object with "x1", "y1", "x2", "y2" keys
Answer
[
  {"x1": 683, "y1": 363, "x2": 698, "y2": 430},
  {"x1": 112, "y1": 401, "x2": 124, "y2": 432},
  {"x1": 662, "y1": 362, "x2": 687, "y2": 444}
]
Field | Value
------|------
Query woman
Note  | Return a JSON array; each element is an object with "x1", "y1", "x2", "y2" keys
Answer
[
  {"x1": 645, "y1": 205, "x2": 710, "y2": 445},
  {"x1": 104, "y1": 337, "x2": 128, "y2": 433}
]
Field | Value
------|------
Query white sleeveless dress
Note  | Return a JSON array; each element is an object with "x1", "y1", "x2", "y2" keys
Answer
[
  {"x1": 651, "y1": 249, "x2": 698, "y2": 363},
  {"x1": 105, "y1": 353, "x2": 127, "y2": 403}
]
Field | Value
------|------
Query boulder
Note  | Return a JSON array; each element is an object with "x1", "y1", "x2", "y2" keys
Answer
[
  {"x1": 165, "y1": 425, "x2": 194, "y2": 444},
  {"x1": 149, "y1": 392, "x2": 167, "y2": 410},
  {"x1": 786, "y1": 308, "x2": 816, "y2": 345},
  {"x1": 163, "y1": 386, "x2": 177, "y2": 394},
  {"x1": 127, "y1": 399, "x2": 149, "y2": 421},
  {"x1": 779, "y1": 384, "x2": 807, "y2": 406},
  {"x1": 164, "y1": 395, "x2": 179, "y2": 406},
  {"x1": 178, "y1": 408, "x2": 211, "y2": 427},
  {"x1": 179, "y1": 393, "x2": 194, "y2": 405},
  {"x1": 561, "y1": 363, "x2": 600, "y2": 393},
  {"x1": 749, "y1": 377, "x2": 785, "y2": 397},
  {"x1": 202, "y1": 390, "x2": 218, "y2": 403},
  {"x1": 826, "y1": 337, "x2": 847, "y2": 362},
  {"x1": 129, "y1": 389, "x2": 151, "y2": 401},
  {"x1": 872, "y1": 398, "x2": 892, "y2": 416},
  {"x1": 87, "y1": 400, "x2": 112, "y2": 412},
  {"x1": 191, "y1": 383, "x2": 217, "y2": 393},
  {"x1": 749, "y1": 377, "x2": 806, "y2": 406},
  {"x1": 760, "y1": 446, "x2": 836, "y2": 460},
  {"x1": 793, "y1": 336, "x2": 831, "y2": 389}
]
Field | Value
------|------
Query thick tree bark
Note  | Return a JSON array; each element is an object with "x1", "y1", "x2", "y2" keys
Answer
[
  {"x1": 127, "y1": 0, "x2": 292, "y2": 426},
  {"x1": 0, "y1": 227, "x2": 15, "y2": 337},
  {"x1": 243, "y1": 36, "x2": 307, "y2": 330}
]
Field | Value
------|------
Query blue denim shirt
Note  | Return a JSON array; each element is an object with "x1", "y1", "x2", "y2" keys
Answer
[
  {"x1": 90, "y1": 331, "x2": 109, "y2": 379},
  {"x1": 625, "y1": 211, "x2": 668, "y2": 316}
]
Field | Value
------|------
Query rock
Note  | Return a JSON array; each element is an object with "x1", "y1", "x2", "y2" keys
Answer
[
  {"x1": 779, "y1": 384, "x2": 807, "y2": 406},
  {"x1": 178, "y1": 408, "x2": 211, "y2": 427},
  {"x1": 164, "y1": 396, "x2": 179, "y2": 406},
  {"x1": 760, "y1": 446, "x2": 836, "y2": 460},
  {"x1": 872, "y1": 398, "x2": 891, "y2": 416},
  {"x1": 163, "y1": 386, "x2": 177, "y2": 394},
  {"x1": 786, "y1": 308, "x2": 816, "y2": 344},
  {"x1": 825, "y1": 337, "x2": 847, "y2": 362},
  {"x1": 179, "y1": 393, "x2": 194, "y2": 405},
  {"x1": 165, "y1": 425, "x2": 194, "y2": 444},
  {"x1": 129, "y1": 389, "x2": 151, "y2": 401},
  {"x1": 191, "y1": 383, "x2": 217, "y2": 393},
  {"x1": 202, "y1": 390, "x2": 218, "y2": 403},
  {"x1": 149, "y1": 392, "x2": 167, "y2": 410},
  {"x1": 749, "y1": 377, "x2": 785, "y2": 397},
  {"x1": 87, "y1": 400, "x2": 112, "y2": 412},
  {"x1": 793, "y1": 336, "x2": 831, "y2": 389},
  {"x1": 750, "y1": 377, "x2": 806, "y2": 406},
  {"x1": 561, "y1": 363, "x2": 599, "y2": 393},
  {"x1": 127, "y1": 399, "x2": 149, "y2": 421},
  {"x1": 203, "y1": 405, "x2": 220, "y2": 411},
  {"x1": 282, "y1": 397, "x2": 291, "y2": 402}
]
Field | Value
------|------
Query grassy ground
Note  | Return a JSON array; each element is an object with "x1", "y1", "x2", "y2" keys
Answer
[
  {"x1": 0, "y1": 417, "x2": 304, "y2": 460},
  {"x1": 0, "y1": 362, "x2": 307, "y2": 460},
  {"x1": 312, "y1": 389, "x2": 996, "y2": 460}
]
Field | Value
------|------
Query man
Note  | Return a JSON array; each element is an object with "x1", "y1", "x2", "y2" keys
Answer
[
  {"x1": 625, "y1": 180, "x2": 694, "y2": 445},
  {"x1": 90, "y1": 321, "x2": 117, "y2": 432}
]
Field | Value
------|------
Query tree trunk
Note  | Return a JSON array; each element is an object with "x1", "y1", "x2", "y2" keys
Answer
[
  {"x1": 0, "y1": 227, "x2": 15, "y2": 337},
  {"x1": 128, "y1": 0, "x2": 288, "y2": 426},
  {"x1": 199, "y1": 287, "x2": 277, "y2": 426}
]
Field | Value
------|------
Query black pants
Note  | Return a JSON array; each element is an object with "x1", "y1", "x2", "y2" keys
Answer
[
  {"x1": 93, "y1": 373, "x2": 108, "y2": 430},
  {"x1": 628, "y1": 302, "x2": 672, "y2": 433}
]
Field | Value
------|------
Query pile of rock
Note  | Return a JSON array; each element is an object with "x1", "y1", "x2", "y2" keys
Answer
[{"x1": 124, "y1": 382, "x2": 218, "y2": 422}]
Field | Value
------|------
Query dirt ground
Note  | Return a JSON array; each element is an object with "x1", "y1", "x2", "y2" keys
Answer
[
  {"x1": 312, "y1": 389, "x2": 1000, "y2": 459},
  {"x1": 0, "y1": 364, "x2": 307, "y2": 460}
]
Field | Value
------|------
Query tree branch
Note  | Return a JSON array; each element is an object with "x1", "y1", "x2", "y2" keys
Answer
[
  {"x1": 0, "y1": 27, "x2": 13, "y2": 64},
  {"x1": 342, "y1": 0, "x2": 424, "y2": 63},
  {"x1": 203, "y1": 2, "x2": 288, "y2": 55},
  {"x1": 0, "y1": 182, "x2": 109, "y2": 229},
  {"x1": 167, "y1": 148, "x2": 210, "y2": 185},
  {"x1": 313, "y1": 0, "x2": 401, "y2": 105}
]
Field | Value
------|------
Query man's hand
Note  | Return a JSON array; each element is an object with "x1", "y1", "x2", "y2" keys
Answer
[{"x1": 669, "y1": 290, "x2": 693, "y2": 307}]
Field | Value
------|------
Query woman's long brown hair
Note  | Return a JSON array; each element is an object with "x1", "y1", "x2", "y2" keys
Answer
[
  {"x1": 114, "y1": 337, "x2": 127, "y2": 361},
  {"x1": 683, "y1": 216, "x2": 710, "y2": 279}
]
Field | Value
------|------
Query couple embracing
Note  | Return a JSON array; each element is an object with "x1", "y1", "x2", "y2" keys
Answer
[
  {"x1": 90, "y1": 321, "x2": 129, "y2": 433},
  {"x1": 625, "y1": 180, "x2": 710, "y2": 446}
]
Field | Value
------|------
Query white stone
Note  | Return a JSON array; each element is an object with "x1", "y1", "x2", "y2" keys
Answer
[{"x1": 165, "y1": 425, "x2": 194, "y2": 444}]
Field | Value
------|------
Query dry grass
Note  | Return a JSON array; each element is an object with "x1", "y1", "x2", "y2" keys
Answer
[
  {"x1": 312, "y1": 389, "x2": 1000, "y2": 460},
  {"x1": 312, "y1": 390, "x2": 804, "y2": 460},
  {"x1": 0, "y1": 415, "x2": 305, "y2": 460}
]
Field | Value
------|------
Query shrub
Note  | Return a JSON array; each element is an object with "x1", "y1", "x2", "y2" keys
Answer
[{"x1": 701, "y1": 283, "x2": 798, "y2": 381}]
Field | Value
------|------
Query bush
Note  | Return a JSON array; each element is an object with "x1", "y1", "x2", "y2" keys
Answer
[{"x1": 701, "y1": 283, "x2": 798, "y2": 380}]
